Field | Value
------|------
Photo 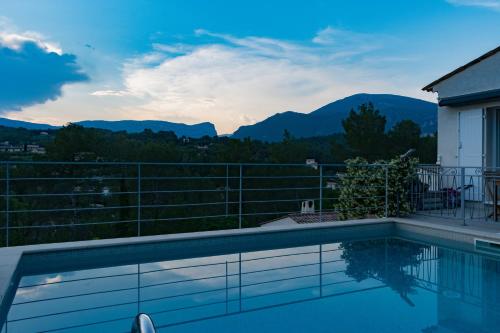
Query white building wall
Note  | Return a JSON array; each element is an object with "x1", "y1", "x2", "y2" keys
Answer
[
  {"x1": 437, "y1": 106, "x2": 458, "y2": 166},
  {"x1": 432, "y1": 51, "x2": 500, "y2": 167},
  {"x1": 438, "y1": 102, "x2": 500, "y2": 167}
]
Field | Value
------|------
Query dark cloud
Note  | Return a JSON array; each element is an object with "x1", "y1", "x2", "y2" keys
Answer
[{"x1": 0, "y1": 41, "x2": 88, "y2": 112}]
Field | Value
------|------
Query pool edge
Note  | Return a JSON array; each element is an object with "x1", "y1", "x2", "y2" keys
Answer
[{"x1": 3, "y1": 216, "x2": 500, "y2": 328}]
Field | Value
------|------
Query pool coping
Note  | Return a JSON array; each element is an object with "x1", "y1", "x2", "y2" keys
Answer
[
  {"x1": 2, "y1": 216, "x2": 500, "y2": 319},
  {"x1": 0, "y1": 218, "x2": 386, "y2": 307}
]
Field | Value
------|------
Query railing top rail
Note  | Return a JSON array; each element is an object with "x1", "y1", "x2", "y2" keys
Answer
[
  {"x1": 418, "y1": 164, "x2": 500, "y2": 170},
  {"x1": 0, "y1": 160, "x2": 391, "y2": 167}
]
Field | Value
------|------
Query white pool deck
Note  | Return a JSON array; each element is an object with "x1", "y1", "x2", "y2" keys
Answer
[{"x1": 1, "y1": 216, "x2": 500, "y2": 312}]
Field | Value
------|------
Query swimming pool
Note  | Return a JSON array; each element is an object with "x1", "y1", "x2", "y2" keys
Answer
[{"x1": 1, "y1": 224, "x2": 500, "y2": 333}]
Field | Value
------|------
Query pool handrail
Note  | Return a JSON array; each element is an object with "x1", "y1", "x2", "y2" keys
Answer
[{"x1": 131, "y1": 313, "x2": 157, "y2": 333}]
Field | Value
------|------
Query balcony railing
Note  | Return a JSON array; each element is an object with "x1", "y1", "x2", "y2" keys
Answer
[
  {"x1": 1, "y1": 161, "x2": 497, "y2": 247},
  {"x1": 411, "y1": 165, "x2": 500, "y2": 221},
  {"x1": 0, "y1": 161, "x2": 390, "y2": 247}
]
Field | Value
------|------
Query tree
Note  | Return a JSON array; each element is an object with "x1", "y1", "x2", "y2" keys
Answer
[
  {"x1": 342, "y1": 103, "x2": 387, "y2": 161},
  {"x1": 269, "y1": 129, "x2": 308, "y2": 163},
  {"x1": 282, "y1": 129, "x2": 293, "y2": 143},
  {"x1": 388, "y1": 120, "x2": 421, "y2": 156},
  {"x1": 47, "y1": 124, "x2": 105, "y2": 160},
  {"x1": 330, "y1": 135, "x2": 349, "y2": 162},
  {"x1": 417, "y1": 133, "x2": 437, "y2": 164}
]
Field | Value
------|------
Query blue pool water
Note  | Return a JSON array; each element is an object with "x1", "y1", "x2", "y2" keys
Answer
[{"x1": 1, "y1": 237, "x2": 500, "y2": 332}]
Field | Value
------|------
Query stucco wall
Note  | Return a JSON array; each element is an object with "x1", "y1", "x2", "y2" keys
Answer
[
  {"x1": 433, "y1": 52, "x2": 500, "y2": 99},
  {"x1": 432, "y1": 51, "x2": 500, "y2": 166},
  {"x1": 437, "y1": 106, "x2": 458, "y2": 166},
  {"x1": 438, "y1": 102, "x2": 500, "y2": 167}
]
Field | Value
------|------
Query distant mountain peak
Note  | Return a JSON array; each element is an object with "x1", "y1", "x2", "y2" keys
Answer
[
  {"x1": 75, "y1": 119, "x2": 217, "y2": 137},
  {"x1": 232, "y1": 93, "x2": 437, "y2": 142}
]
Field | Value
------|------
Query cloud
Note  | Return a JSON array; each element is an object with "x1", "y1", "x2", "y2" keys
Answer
[
  {"x1": 446, "y1": 0, "x2": 500, "y2": 10},
  {"x1": 91, "y1": 89, "x2": 129, "y2": 97},
  {"x1": 87, "y1": 27, "x2": 409, "y2": 133},
  {"x1": 0, "y1": 22, "x2": 88, "y2": 112},
  {"x1": 312, "y1": 26, "x2": 383, "y2": 50}
]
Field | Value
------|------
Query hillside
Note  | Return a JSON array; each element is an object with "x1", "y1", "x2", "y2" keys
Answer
[
  {"x1": 75, "y1": 120, "x2": 217, "y2": 137},
  {"x1": 0, "y1": 118, "x2": 217, "y2": 138},
  {"x1": 232, "y1": 94, "x2": 437, "y2": 141},
  {"x1": 0, "y1": 118, "x2": 58, "y2": 130}
]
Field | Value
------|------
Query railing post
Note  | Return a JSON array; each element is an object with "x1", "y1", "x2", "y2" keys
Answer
[
  {"x1": 461, "y1": 167, "x2": 466, "y2": 226},
  {"x1": 238, "y1": 164, "x2": 243, "y2": 229},
  {"x1": 5, "y1": 163, "x2": 9, "y2": 247},
  {"x1": 225, "y1": 164, "x2": 229, "y2": 217},
  {"x1": 137, "y1": 163, "x2": 142, "y2": 237},
  {"x1": 384, "y1": 165, "x2": 389, "y2": 218},
  {"x1": 225, "y1": 261, "x2": 229, "y2": 314},
  {"x1": 238, "y1": 252, "x2": 242, "y2": 311},
  {"x1": 137, "y1": 263, "x2": 141, "y2": 314},
  {"x1": 319, "y1": 165, "x2": 323, "y2": 222},
  {"x1": 319, "y1": 244, "x2": 323, "y2": 297}
]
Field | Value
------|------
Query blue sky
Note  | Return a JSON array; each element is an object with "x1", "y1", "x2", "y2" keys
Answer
[{"x1": 0, "y1": 0, "x2": 499, "y2": 133}]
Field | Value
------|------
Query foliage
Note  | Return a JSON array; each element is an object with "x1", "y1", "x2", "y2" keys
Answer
[
  {"x1": 336, "y1": 155, "x2": 418, "y2": 220},
  {"x1": 342, "y1": 103, "x2": 387, "y2": 161},
  {"x1": 1, "y1": 115, "x2": 436, "y2": 165},
  {"x1": 339, "y1": 104, "x2": 436, "y2": 163},
  {"x1": 336, "y1": 157, "x2": 385, "y2": 219},
  {"x1": 388, "y1": 120, "x2": 421, "y2": 155},
  {"x1": 386, "y1": 155, "x2": 419, "y2": 216},
  {"x1": 417, "y1": 133, "x2": 437, "y2": 164}
]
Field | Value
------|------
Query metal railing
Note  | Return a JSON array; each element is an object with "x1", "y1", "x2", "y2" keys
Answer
[
  {"x1": 410, "y1": 165, "x2": 500, "y2": 222},
  {"x1": 0, "y1": 161, "x2": 390, "y2": 247},
  {"x1": 2, "y1": 161, "x2": 500, "y2": 247}
]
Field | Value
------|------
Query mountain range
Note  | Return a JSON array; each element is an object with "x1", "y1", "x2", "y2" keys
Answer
[
  {"x1": 0, "y1": 118, "x2": 217, "y2": 138},
  {"x1": 0, "y1": 93, "x2": 437, "y2": 140},
  {"x1": 232, "y1": 94, "x2": 437, "y2": 141},
  {"x1": 0, "y1": 118, "x2": 58, "y2": 131},
  {"x1": 74, "y1": 120, "x2": 217, "y2": 137}
]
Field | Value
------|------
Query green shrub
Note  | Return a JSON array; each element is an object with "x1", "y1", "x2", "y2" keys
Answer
[{"x1": 337, "y1": 156, "x2": 417, "y2": 220}]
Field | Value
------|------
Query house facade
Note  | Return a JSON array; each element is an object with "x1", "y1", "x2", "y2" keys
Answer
[{"x1": 423, "y1": 46, "x2": 500, "y2": 169}]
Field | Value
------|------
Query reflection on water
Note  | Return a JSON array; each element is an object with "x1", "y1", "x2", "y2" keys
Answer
[{"x1": 1, "y1": 238, "x2": 500, "y2": 333}]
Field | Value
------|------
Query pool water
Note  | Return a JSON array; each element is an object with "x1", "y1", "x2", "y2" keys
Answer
[{"x1": 2, "y1": 237, "x2": 500, "y2": 333}]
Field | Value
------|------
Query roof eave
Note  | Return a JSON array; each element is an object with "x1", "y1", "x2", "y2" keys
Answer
[
  {"x1": 422, "y1": 45, "x2": 500, "y2": 93},
  {"x1": 438, "y1": 88, "x2": 500, "y2": 107}
]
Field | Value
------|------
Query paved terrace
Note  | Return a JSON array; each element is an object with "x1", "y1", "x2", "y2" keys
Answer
[
  {"x1": 401, "y1": 214, "x2": 500, "y2": 233},
  {"x1": 263, "y1": 212, "x2": 500, "y2": 234}
]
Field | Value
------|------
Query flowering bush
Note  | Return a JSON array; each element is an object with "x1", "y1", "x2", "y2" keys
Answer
[{"x1": 337, "y1": 156, "x2": 418, "y2": 220}]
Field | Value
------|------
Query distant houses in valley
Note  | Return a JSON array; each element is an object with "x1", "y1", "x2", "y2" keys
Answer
[{"x1": 0, "y1": 141, "x2": 46, "y2": 154}]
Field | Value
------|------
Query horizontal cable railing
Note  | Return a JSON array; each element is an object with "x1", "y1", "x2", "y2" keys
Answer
[
  {"x1": 2, "y1": 161, "x2": 499, "y2": 247},
  {"x1": 0, "y1": 161, "x2": 390, "y2": 247}
]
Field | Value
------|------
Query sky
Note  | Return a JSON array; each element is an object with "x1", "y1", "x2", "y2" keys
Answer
[{"x1": 0, "y1": 0, "x2": 499, "y2": 134}]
